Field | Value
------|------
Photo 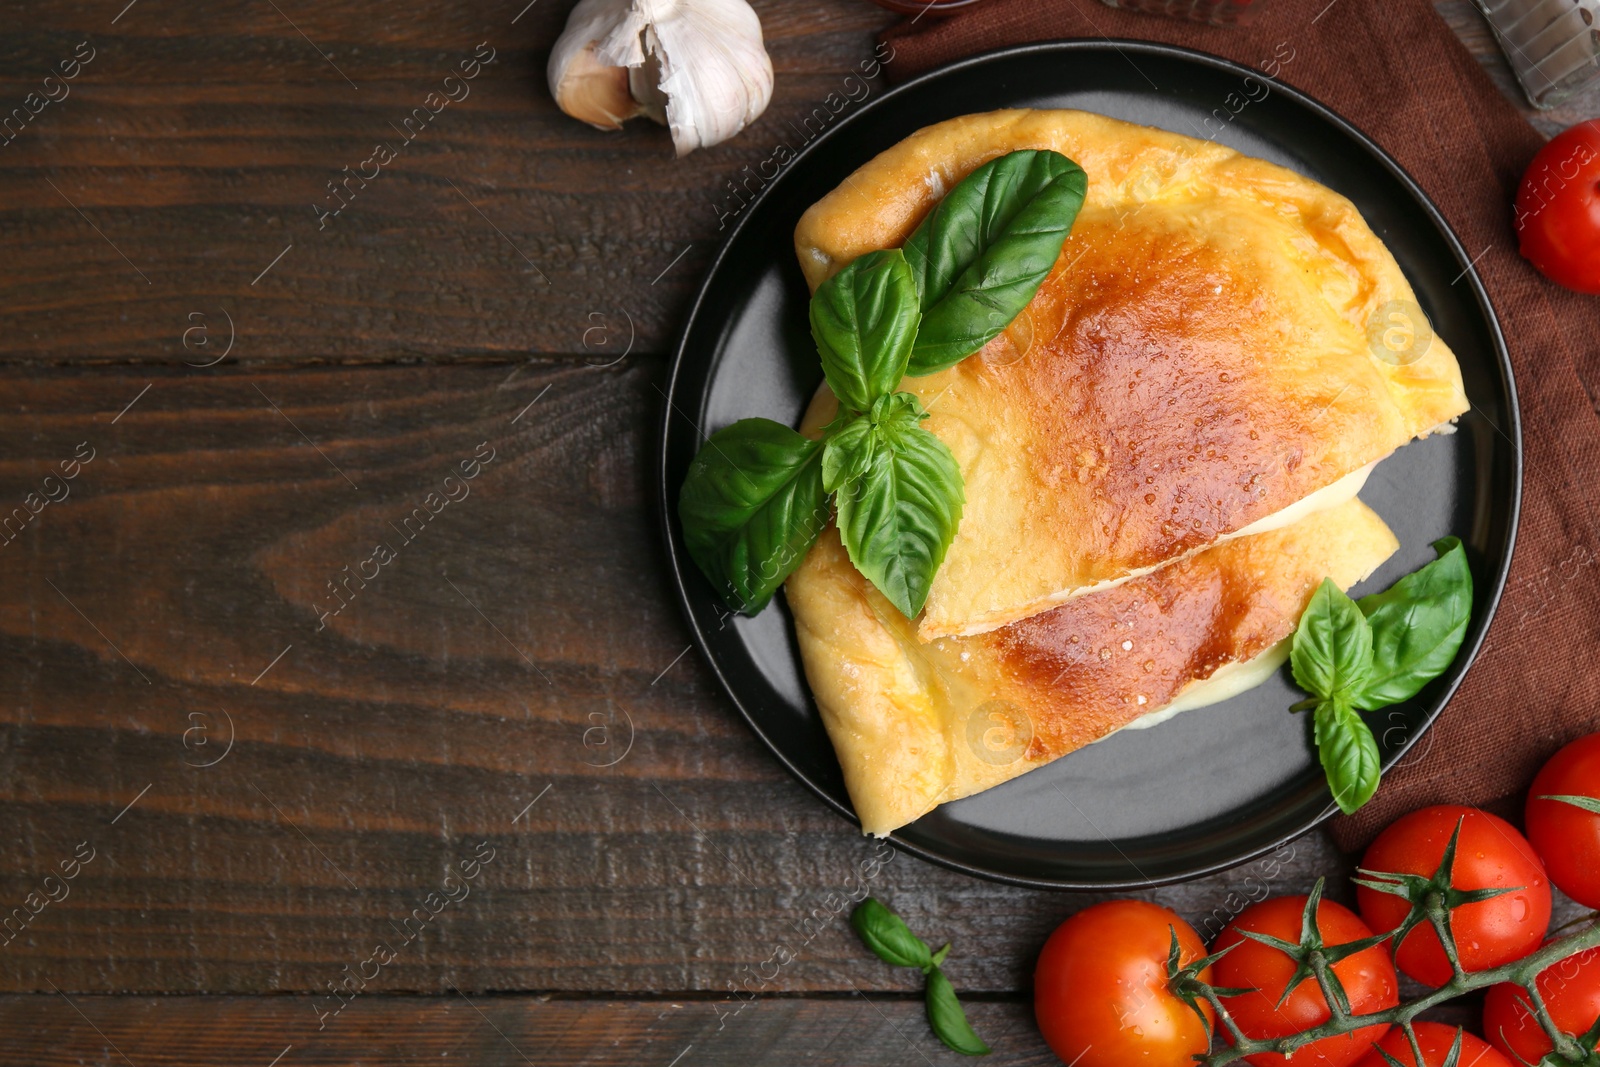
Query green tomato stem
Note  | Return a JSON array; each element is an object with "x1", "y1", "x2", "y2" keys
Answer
[
  {"x1": 1521, "y1": 978, "x2": 1583, "y2": 1063},
  {"x1": 1188, "y1": 918, "x2": 1600, "y2": 1067}
]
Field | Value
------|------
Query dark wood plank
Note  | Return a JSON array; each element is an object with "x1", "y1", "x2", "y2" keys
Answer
[
  {"x1": 0, "y1": 995, "x2": 1055, "y2": 1066},
  {"x1": 3, "y1": 361, "x2": 1592, "y2": 997},
  {"x1": 0, "y1": 360, "x2": 1366, "y2": 995},
  {"x1": 0, "y1": 0, "x2": 894, "y2": 361},
  {"x1": 4, "y1": 363, "x2": 1586, "y2": 995},
  {"x1": 0, "y1": 992, "x2": 1496, "y2": 1066},
  {"x1": 0, "y1": 1, "x2": 1590, "y2": 363}
]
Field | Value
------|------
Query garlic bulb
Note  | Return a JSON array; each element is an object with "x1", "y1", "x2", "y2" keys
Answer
[{"x1": 548, "y1": 0, "x2": 774, "y2": 156}]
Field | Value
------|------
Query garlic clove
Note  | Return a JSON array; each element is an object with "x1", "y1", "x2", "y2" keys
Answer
[
  {"x1": 628, "y1": 51, "x2": 669, "y2": 126},
  {"x1": 549, "y1": 0, "x2": 774, "y2": 156},
  {"x1": 548, "y1": 0, "x2": 645, "y2": 131},
  {"x1": 552, "y1": 47, "x2": 643, "y2": 131}
]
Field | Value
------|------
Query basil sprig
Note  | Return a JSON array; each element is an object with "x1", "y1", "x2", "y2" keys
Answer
[
  {"x1": 805, "y1": 251, "x2": 965, "y2": 619},
  {"x1": 679, "y1": 149, "x2": 1085, "y2": 619},
  {"x1": 1289, "y1": 538, "x2": 1473, "y2": 814},
  {"x1": 902, "y1": 149, "x2": 1087, "y2": 375},
  {"x1": 851, "y1": 897, "x2": 990, "y2": 1057}
]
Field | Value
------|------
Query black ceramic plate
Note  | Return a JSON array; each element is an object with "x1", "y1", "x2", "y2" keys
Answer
[{"x1": 659, "y1": 41, "x2": 1520, "y2": 889}]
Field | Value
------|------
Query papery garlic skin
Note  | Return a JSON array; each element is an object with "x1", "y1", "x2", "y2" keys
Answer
[
  {"x1": 547, "y1": 0, "x2": 644, "y2": 131},
  {"x1": 549, "y1": 0, "x2": 774, "y2": 156}
]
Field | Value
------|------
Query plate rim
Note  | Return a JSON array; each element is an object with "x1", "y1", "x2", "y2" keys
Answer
[{"x1": 657, "y1": 38, "x2": 1523, "y2": 890}]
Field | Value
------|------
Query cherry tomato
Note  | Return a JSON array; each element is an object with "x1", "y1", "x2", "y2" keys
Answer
[
  {"x1": 1351, "y1": 1022, "x2": 1514, "y2": 1067},
  {"x1": 1525, "y1": 732, "x2": 1600, "y2": 909},
  {"x1": 1213, "y1": 895, "x2": 1398, "y2": 1067},
  {"x1": 1034, "y1": 900, "x2": 1214, "y2": 1067},
  {"x1": 1514, "y1": 119, "x2": 1600, "y2": 293},
  {"x1": 1482, "y1": 945, "x2": 1600, "y2": 1065},
  {"x1": 1357, "y1": 805, "x2": 1551, "y2": 987}
]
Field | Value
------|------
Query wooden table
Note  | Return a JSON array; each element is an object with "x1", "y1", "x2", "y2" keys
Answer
[{"x1": 0, "y1": 1, "x2": 1593, "y2": 1063}]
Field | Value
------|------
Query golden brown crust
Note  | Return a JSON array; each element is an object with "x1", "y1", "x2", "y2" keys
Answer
[
  {"x1": 793, "y1": 109, "x2": 1467, "y2": 640},
  {"x1": 785, "y1": 499, "x2": 1399, "y2": 836}
]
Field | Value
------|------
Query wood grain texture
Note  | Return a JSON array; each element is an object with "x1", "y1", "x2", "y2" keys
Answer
[
  {"x1": 0, "y1": 995, "x2": 1058, "y2": 1067},
  {"x1": 0, "y1": 0, "x2": 894, "y2": 361},
  {"x1": 2, "y1": 363, "x2": 1587, "y2": 999},
  {"x1": 0, "y1": 993, "x2": 1493, "y2": 1066},
  {"x1": 0, "y1": 0, "x2": 1590, "y2": 362},
  {"x1": 0, "y1": 361, "x2": 1359, "y2": 997}
]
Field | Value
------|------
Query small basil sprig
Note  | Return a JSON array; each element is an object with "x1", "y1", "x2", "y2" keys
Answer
[
  {"x1": 680, "y1": 149, "x2": 1084, "y2": 619},
  {"x1": 809, "y1": 252, "x2": 965, "y2": 618},
  {"x1": 1289, "y1": 538, "x2": 1473, "y2": 814},
  {"x1": 851, "y1": 897, "x2": 990, "y2": 1057},
  {"x1": 902, "y1": 149, "x2": 1087, "y2": 375}
]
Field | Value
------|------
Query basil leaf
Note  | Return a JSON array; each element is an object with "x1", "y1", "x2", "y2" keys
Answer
[
  {"x1": 810, "y1": 249, "x2": 919, "y2": 412},
  {"x1": 869, "y1": 390, "x2": 923, "y2": 432},
  {"x1": 1352, "y1": 537, "x2": 1473, "y2": 710},
  {"x1": 903, "y1": 149, "x2": 1087, "y2": 376},
  {"x1": 677, "y1": 418, "x2": 826, "y2": 615},
  {"x1": 836, "y1": 419, "x2": 963, "y2": 619},
  {"x1": 821, "y1": 414, "x2": 873, "y2": 494},
  {"x1": 850, "y1": 897, "x2": 932, "y2": 970},
  {"x1": 925, "y1": 967, "x2": 991, "y2": 1057},
  {"x1": 1291, "y1": 579, "x2": 1374, "y2": 702},
  {"x1": 1314, "y1": 699, "x2": 1381, "y2": 815}
]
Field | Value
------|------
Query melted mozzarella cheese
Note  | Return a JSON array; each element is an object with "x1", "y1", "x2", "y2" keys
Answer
[
  {"x1": 948, "y1": 462, "x2": 1379, "y2": 637},
  {"x1": 1118, "y1": 639, "x2": 1290, "y2": 732}
]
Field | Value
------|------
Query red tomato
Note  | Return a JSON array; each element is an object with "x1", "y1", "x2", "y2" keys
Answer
[
  {"x1": 1357, "y1": 806, "x2": 1551, "y2": 986},
  {"x1": 1525, "y1": 732, "x2": 1600, "y2": 909},
  {"x1": 1514, "y1": 119, "x2": 1600, "y2": 293},
  {"x1": 1213, "y1": 895, "x2": 1398, "y2": 1067},
  {"x1": 1034, "y1": 900, "x2": 1214, "y2": 1067},
  {"x1": 1351, "y1": 1022, "x2": 1514, "y2": 1067},
  {"x1": 1482, "y1": 945, "x2": 1600, "y2": 1065}
]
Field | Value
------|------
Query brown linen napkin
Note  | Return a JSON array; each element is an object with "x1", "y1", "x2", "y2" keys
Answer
[{"x1": 879, "y1": 0, "x2": 1600, "y2": 850}]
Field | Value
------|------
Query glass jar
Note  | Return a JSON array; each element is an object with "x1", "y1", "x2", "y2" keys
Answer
[{"x1": 1475, "y1": 0, "x2": 1600, "y2": 109}]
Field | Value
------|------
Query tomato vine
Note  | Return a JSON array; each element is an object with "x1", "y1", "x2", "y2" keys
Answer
[{"x1": 1166, "y1": 820, "x2": 1600, "y2": 1067}]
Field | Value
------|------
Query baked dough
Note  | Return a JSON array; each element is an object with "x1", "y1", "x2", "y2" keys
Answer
[
  {"x1": 785, "y1": 498, "x2": 1399, "y2": 837},
  {"x1": 794, "y1": 109, "x2": 1468, "y2": 640}
]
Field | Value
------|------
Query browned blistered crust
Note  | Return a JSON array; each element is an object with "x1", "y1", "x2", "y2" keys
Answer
[
  {"x1": 793, "y1": 109, "x2": 1467, "y2": 642},
  {"x1": 786, "y1": 500, "x2": 1398, "y2": 836}
]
